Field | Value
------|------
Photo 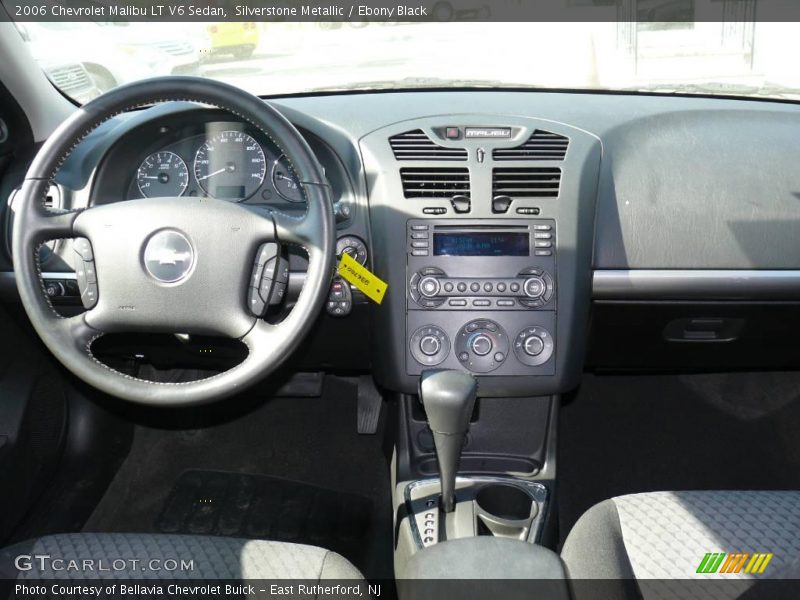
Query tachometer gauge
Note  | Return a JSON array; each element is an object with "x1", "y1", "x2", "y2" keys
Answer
[
  {"x1": 193, "y1": 131, "x2": 266, "y2": 200},
  {"x1": 136, "y1": 151, "x2": 189, "y2": 198},
  {"x1": 271, "y1": 154, "x2": 304, "y2": 202}
]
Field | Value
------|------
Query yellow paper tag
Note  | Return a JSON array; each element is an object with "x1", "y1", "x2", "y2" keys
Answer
[{"x1": 337, "y1": 253, "x2": 388, "y2": 304}]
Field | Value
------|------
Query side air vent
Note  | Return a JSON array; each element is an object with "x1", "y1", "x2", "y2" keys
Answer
[
  {"x1": 46, "y1": 64, "x2": 92, "y2": 96},
  {"x1": 390, "y1": 130, "x2": 467, "y2": 161},
  {"x1": 401, "y1": 168, "x2": 470, "y2": 199},
  {"x1": 492, "y1": 168, "x2": 561, "y2": 198},
  {"x1": 493, "y1": 130, "x2": 569, "y2": 161}
]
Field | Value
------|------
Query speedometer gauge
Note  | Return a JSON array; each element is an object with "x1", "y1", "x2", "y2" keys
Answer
[
  {"x1": 193, "y1": 131, "x2": 266, "y2": 200},
  {"x1": 136, "y1": 151, "x2": 189, "y2": 198}
]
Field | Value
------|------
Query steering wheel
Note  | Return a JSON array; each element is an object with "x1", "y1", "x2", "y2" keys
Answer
[{"x1": 12, "y1": 77, "x2": 335, "y2": 406}]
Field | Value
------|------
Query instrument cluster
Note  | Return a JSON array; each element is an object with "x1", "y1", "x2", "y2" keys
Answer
[{"x1": 126, "y1": 124, "x2": 305, "y2": 205}]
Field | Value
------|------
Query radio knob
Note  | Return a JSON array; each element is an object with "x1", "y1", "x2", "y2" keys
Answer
[
  {"x1": 470, "y1": 334, "x2": 493, "y2": 356},
  {"x1": 524, "y1": 276, "x2": 546, "y2": 299},
  {"x1": 419, "y1": 276, "x2": 441, "y2": 298},
  {"x1": 524, "y1": 335, "x2": 545, "y2": 356},
  {"x1": 419, "y1": 335, "x2": 442, "y2": 356}
]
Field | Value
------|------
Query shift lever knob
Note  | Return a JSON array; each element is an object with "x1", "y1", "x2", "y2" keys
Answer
[{"x1": 419, "y1": 369, "x2": 478, "y2": 513}]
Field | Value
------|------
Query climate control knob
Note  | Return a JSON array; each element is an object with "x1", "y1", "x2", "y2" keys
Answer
[
  {"x1": 524, "y1": 335, "x2": 545, "y2": 356},
  {"x1": 419, "y1": 276, "x2": 441, "y2": 298},
  {"x1": 419, "y1": 335, "x2": 442, "y2": 356},
  {"x1": 410, "y1": 325, "x2": 450, "y2": 366},
  {"x1": 470, "y1": 334, "x2": 493, "y2": 356},
  {"x1": 514, "y1": 326, "x2": 554, "y2": 367},
  {"x1": 524, "y1": 276, "x2": 546, "y2": 299}
]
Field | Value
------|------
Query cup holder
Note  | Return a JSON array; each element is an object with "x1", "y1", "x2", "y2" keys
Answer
[{"x1": 475, "y1": 483, "x2": 534, "y2": 521}]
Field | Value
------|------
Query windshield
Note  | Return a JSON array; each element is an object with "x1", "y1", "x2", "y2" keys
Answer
[{"x1": 16, "y1": 20, "x2": 800, "y2": 102}]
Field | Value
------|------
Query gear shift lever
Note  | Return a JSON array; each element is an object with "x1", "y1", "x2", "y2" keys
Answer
[{"x1": 419, "y1": 369, "x2": 478, "y2": 513}]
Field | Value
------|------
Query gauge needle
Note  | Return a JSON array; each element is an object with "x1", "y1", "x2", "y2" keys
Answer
[{"x1": 196, "y1": 167, "x2": 228, "y2": 182}]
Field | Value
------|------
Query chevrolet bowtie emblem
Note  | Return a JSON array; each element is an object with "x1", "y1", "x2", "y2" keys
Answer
[{"x1": 143, "y1": 230, "x2": 195, "y2": 283}]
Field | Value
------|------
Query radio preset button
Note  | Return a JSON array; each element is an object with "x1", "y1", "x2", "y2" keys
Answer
[
  {"x1": 484, "y1": 282, "x2": 493, "y2": 292},
  {"x1": 457, "y1": 282, "x2": 467, "y2": 293},
  {"x1": 497, "y1": 282, "x2": 507, "y2": 292},
  {"x1": 470, "y1": 282, "x2": 480, "y2": 293},
  {"x1": 510, "y1": 282, "x2": 520, "y2": 293},
  {"x1": 444, "y1": 282, "x2": 454, "y2": 292}
]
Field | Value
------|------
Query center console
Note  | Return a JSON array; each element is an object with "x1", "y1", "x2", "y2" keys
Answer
[{"x1": 406, "y1": 219, "x2": 557, "y2": 376}]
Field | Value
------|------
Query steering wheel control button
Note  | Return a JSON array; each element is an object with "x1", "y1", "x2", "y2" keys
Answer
[
  {"x1": 410, "y1": 325, "x2": 450, "y2": 366},
  {"x1": 143, "y1": 230, "x2": 194, "y2": 284},
  {"x1": 269, "y1": 281, "x2": 287, "y2": 306},
  {"x1": 326, "y1": 278, "x2": 353, "y2": 317},
  {"x1": 455, "y1": 320, "x2": 509, "y2": 373},
  {"x1": 514, "y1": 326, "x2": 555, "y2": 367},
  {"x1": 73, "y1": 237, "x2": 94, "y2": 261},
  {"x1": 81, "y1": 282, "x2": 98, "y2": 309}
]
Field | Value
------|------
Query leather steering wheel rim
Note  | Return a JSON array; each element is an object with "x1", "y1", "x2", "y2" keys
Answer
[{"x1": 12, "y1": 77, "x2": 335, "y2": 406}]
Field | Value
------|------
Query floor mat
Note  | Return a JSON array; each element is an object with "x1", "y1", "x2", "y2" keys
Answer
[
  {"x1": 558, "y1": 372, "x2": 800, "y2": 549},
  {"x1": 156, "y1": 470, "x2": 373, "y2": 562},
  {"x1": 83, "y1": 376, "x2": 393, "y2": 579}
]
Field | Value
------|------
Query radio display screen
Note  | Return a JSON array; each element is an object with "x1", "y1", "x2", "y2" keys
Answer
[{"x1": 433, "y1": 232, "x2": 529, "y2": 256}]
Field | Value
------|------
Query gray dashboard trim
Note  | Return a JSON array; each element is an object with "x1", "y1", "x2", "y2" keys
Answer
[{"x1": 593, "y1": 269, "x2": 800, "y2": 300}]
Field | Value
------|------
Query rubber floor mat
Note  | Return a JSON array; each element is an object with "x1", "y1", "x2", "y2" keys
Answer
[{"x1": 156, "y1": 470, "x2": 373, "y2": 561}]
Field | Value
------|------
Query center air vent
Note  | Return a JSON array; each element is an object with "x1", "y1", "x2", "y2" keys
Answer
[
  {"x1": 401, "y1": 168, "x2": 470, "y2": 199},
  {"x1": 492, "y1": 168, "x2": 561, "y2": 198},
  {"x1": 493, "y1": 130, "x2": 569, "y2": 161},
  {"x1": 390, "y1": 130, "x2": 467, "y2": 161}
]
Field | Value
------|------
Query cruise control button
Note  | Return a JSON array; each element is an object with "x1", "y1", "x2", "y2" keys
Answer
[
  {"x1": 81, "y1": 282, "x2": 98, "y2": 309},
  {"x1": 83, "y1": 260, "x2": 97, "y2": 284},
  {"x1": 73, "y1": 237, "x2": 93, "y2": 261}
]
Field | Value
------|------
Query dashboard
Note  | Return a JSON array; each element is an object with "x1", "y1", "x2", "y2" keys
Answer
[{"x1": 3, "y1": 90, "x2": 800, "y2": 396}]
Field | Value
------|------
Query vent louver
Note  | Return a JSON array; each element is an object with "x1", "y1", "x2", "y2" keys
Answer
[
  {"x1": 390, "y1": 130, "x2": 467, "y2": 161},
  {"x1": 401, "y1": 168, "x2": 470, "y2": 199},
  {"x1": 493, "y1": 130, "x2": 569, "y2": 161},
  {"x1": 492, "y1": 168, "x2": 561, "y2": 198}
]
